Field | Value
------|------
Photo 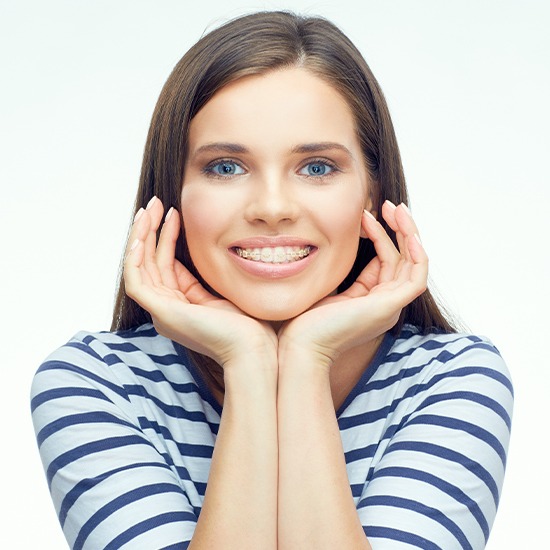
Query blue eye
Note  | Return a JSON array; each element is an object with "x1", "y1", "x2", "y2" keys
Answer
[
  {"x1": 205, "y1": 160, "x2": 245, "y2": 177},
  {"x1": 300, "y1": 161, "x2": 336, "y2": 177}
]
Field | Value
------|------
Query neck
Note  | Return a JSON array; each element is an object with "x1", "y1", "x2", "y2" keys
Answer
[{"x1": 329, "y1": 333, "x2": 385, "y2": 410}]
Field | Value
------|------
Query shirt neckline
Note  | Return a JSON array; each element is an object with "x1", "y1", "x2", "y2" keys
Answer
[
  {"x1": 335, "y1": 330, "x2": 396, "y2": 418},
  {"x1": 172, "y1": 342, "x2": 224, "y2": 417}
]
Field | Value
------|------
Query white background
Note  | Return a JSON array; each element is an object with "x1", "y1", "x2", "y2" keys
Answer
[{"x1": 1, "y1": 0, "x2": 548, "y2": 547}]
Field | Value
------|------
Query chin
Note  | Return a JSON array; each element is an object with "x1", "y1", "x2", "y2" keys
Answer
[{"x1": 229, "y1": 289, "x2": 332, "y2": 323}]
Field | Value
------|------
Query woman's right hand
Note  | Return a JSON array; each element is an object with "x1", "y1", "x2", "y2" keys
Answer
[{"x1": 124, "y1": 197, "x2": 277, "y2": 369}]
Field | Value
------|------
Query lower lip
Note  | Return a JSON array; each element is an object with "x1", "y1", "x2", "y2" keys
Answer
[{"x1": 228, "y1": 248, "x2": 317, "y2": 279}]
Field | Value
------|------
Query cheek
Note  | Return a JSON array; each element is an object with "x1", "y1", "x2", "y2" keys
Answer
[
  {"x1": 180, "y1": 191, "x2": 216, "y2": 279},
  {"x1": 180, "y1": 187, "x2": 234, "y2": 256},
  {"x1": 315, "y1": 191, "x2": 364, "y2": 244},
  {"x1": 180, "y1": 187, "x2": 237, "y2": 295}
]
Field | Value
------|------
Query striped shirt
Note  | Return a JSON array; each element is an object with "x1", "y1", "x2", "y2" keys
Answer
[{"x1": 31, "y1": 323, "x2": 513, "y2": 549}]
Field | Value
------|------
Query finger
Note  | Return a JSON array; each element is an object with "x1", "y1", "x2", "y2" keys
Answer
[
  {"x1": 361, "y1": 209, "x2": 400, "y2": 283},
  {"x1": 383, "y1": 200, "x2": 410, "y2": 255},
  {"x1": 174, "y1": 262, "x2": 220, "y2": 306},
  {"x1": 391, "y1": 203, "x2": 427, "y2": 285},
  {"x1": 340, "y1": 256, "x2": 381, "y2": 298},
  {"x1": 124, "y1": 207, "x2": 149, "y2": 257},
  {"x1": 156, "y1": 207, "x2": 181, "y2": 290},
  {"x1": 123, "y1": 207, "x2": 153, "y2": 287},
  {"x1": 383, "y1": 202, "x2": 421, "y2": 266},
  {"x1": 142, "y1": 197, "x2": 165, "y2": 286},
  {"x1": 381, "y1": 200, "x2": 398, "y2": 232},
  {"x1": 394, "y1": 233, "x2": 428, "y2": 298},
  {"x1": 123, "y1": 238, "x2": 155, "y2": 304}
]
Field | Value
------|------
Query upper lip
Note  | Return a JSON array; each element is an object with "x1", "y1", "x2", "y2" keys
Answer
[{"x1": 228, "y1": 236, "x2": 315, "y2": 249}]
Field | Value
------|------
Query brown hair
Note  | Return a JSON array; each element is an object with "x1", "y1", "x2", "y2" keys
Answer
[{"x1": 111, "y1": 11, "x2": 457, "y2": 392}]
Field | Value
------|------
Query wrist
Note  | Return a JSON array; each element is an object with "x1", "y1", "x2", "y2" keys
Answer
[
  {"x1": 277, "y1": 340, "x2": 333, "y2": 380},
  {"x1": 223, "y1": 352, "x2": 278, "y2": 393}
]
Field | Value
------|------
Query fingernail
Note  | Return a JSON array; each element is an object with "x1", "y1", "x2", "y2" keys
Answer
[
  {"x1": 133, "y1": 208, "x2": 144, "y2": 222},
  {"x1": 165, "y1": 207, "x2": 174, "y2": 222},
  {"x1": 146, "y1": 196, "x2": 157, "y2": 210},
  {"x1": 385, "y1": 200, "x2": 397, "y2": 209},
  {"x1": 363, "y1": 209, "x2": 376, "y2": 220},
  {"x1": 129, "y1": 238, "x2": 139, "y2": 252},
  {"x1": 401, "y1": 202, "x2": 411, "y2": 215}
]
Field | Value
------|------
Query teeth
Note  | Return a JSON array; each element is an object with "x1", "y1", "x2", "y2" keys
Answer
[{"x1": 236, "y1": 246, "x2": 311, "y2": 263}]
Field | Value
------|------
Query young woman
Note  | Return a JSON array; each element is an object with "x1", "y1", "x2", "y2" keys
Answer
[{"x1": 31, "y1": 11, "x2": 513, "y2": 550}]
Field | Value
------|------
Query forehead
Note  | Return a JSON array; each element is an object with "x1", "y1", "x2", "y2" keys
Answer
[{"x1": 188, "y1": 67, "x2": 359, "y2": 151}]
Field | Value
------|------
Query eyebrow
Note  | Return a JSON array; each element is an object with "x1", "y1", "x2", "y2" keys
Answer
[
  {"x1": 290, "y1": 142, "x2": 353, "y2": 157},
  {"x1": 192, "y1": 142, "x2": 249, "y2": 156},
  {"x1": 191, "y1": 141, "x2": 354, "y2": 158}
]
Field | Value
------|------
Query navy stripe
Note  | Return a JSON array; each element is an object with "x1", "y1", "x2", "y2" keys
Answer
[
  {"x1": 37, "y1": 361, "x2": 129, "y2": 400},
  {"x1": 351, "y1": 483, "x2": 363, "y2": 498},
  {"x1": 336, "y1": 331, "x2": 396, "y2": 416},
  {"x1": 340, "y1": 365, "x2": 510, "y2": 431},
  {"x1": 31, "y1": 386, "x2": 110, "y2": 412},
  {"x1": 104, "y1": 341, "x2": 142, "y2": 353},
  {"x1": 386, "y1": 334, "x2": 486, "y2": 365},
  {"x1": 372, "y1": 363, "x2": 511, "y2": 403},
  {"x1": 130, "y1": 366, "x2": 200, "y2": 394},
  {"x1": 373, "y1": 466, "x2": 489, "y2": 540},
  {"x1": 359, "y1": 495, "x2": 472, "y2": 550},
  {"x1": 31, "y1": 324, "x2": 511, "y2": 548},
  {"x1": 367, "y1": 341, "x2": 511, "y2": 395},
  {"x1": 104, "y1": 511, "x2": 195, "y2": 550},
  {"x1": 110, "y1": 325, "x2": 159, "y2": 339},
  {"x1": 158, "y1": 451, "x2": 194, "y2": 485},
  {"x1": 406, "y1": 414, "x2": 508, "y2": 466},
  {"x1": 417, "y1": 390, "x2": 512, "y2": 429},
  {"x1": 47, "y1": 435, "x2": 153, "y2": 488},
  {"x1": 74, "y1": 483, "x2": 187, "y2": 550},
  {"x1": 125, "y1": 385, "x2": 219, "y2": 430},
  {"x1": 37, "y1": 411, "x2": 137, "y2": 446},
  {"x1": 365, "y1": 526, "x2": 442, "y2": 550},
  {"x1": 65, "y1": 340, "x2": 105, "y2": 361},
  {"x1": 386, "y1": 440, "x2": 500, "y2": 505},
  {"x1": 102, "y1": 351, "x2": 184, "y2": 368},
  {"x1": 59, "y1": 461, "x2": 173, "y2": 527},
  {"x1": 138, "y1": 417, "x2": 214, "y2": 458},
  {"x1": 345, "y1": 442, "x2": 378, "y2": 464}
]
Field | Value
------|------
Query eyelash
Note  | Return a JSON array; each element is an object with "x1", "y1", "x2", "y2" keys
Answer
[
  {"x1": 201, "y1": 158, "x2": 341, "y2": 180},
  {"x1": 298, "y1": 158, "x2": 339, "y2": 179},
  {"x1": 202, "y1": 159, "x2": 246, "y2": 179}
]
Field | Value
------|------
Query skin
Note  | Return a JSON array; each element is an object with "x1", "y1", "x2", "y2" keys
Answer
[
  {"x1": 124, "y1": 67, "x2": 428, "y2": 549},
  {"x1": 181, "y1": 68, "x2": 371, "y2": 322}
]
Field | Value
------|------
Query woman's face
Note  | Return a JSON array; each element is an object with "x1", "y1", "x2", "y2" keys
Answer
[{"x1": 181, "y1": 67, "x2": 371, "y2": 321}]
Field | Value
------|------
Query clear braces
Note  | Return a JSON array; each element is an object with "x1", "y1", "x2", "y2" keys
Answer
[{"x1": 236, "y1": 246, "x2": 311, "y2": 262}]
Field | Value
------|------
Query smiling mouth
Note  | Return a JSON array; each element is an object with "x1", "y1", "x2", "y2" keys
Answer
[{"x1": 234, "y1": 246, "x2": 312, "y2": 264}]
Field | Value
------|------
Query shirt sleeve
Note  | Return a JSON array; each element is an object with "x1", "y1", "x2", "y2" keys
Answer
[
  {"x1": 356, "y1": 338, "x2": 513, "y2": 550},
  {"x1": 31, "y1": 337, "x2": 198, "y2": 550}
]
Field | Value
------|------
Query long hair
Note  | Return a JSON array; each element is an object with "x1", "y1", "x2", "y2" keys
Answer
[{"x1": 111, "y1": 11, "x2": 457, "y2": 392}]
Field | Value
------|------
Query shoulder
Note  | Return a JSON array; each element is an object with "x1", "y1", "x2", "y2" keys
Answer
[
  {"x1": 384, "y1": 326, "x2": 514, "y2": 457},
  {"x1": 355, "y1": 325, "x2": 514, "y2": 440},
  {"x1": 389, "y1": 325, "x2": 513, "y2": 391},
  {"x1": 353, "y1": 327, "x2": 514, "y2": 548},
  {"x1": 30, "y1": 324, "x2": 193, "y2": 408}
]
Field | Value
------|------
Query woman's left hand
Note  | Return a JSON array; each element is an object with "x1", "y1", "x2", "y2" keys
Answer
[{"x1": 277, "y1": 201, "x2": 428, "y2": 368}]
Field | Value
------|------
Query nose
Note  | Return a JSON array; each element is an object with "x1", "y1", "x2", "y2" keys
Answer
[{"x1": 244, "y1": 173, "x2": 300, "y2": 227}]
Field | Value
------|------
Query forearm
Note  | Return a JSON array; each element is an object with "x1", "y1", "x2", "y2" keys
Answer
[
  {"x1": 277, "y1": 352, "x2": 371, "y2": 550},
  {"x1": 189, "y1": 357, "x2": 278, "y2": 550}
]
